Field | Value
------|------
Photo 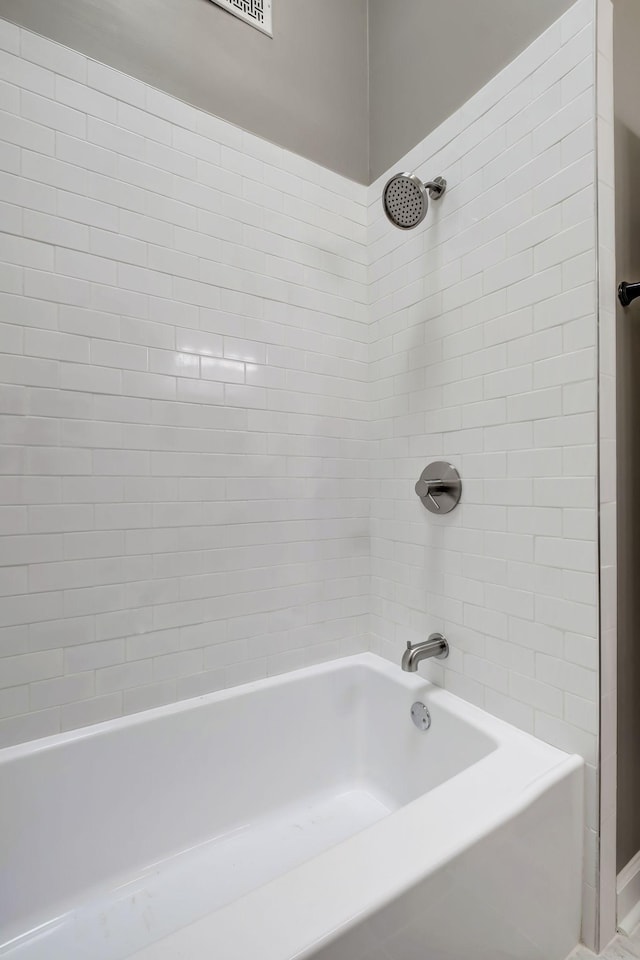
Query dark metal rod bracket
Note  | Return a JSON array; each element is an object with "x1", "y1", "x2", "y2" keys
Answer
[{"x1": 619, "y1": 281, "x2": 640, "y2": 307}]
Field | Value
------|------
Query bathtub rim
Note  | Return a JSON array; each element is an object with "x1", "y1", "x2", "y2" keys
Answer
[{"x1": 0, "y1": 651, "x2": 573, "y2": 765}]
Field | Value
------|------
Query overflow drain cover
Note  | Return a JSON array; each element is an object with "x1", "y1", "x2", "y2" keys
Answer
[{"x1": 411, "y1": 701, "x2": 431, "y2": 731}]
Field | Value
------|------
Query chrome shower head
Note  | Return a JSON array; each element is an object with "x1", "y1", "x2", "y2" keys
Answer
[{"x1": 382, "y1": 173, "x2": 447, "y2": 229}]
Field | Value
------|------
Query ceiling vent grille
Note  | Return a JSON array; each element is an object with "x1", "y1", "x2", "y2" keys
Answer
[{"x1": 209, "y1": 0, "x2": 272, "y2": 36}]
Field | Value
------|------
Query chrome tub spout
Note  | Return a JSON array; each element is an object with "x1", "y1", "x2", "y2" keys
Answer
[{"x1": 401, "y1": 633, "x2": 449, "y2": 672}]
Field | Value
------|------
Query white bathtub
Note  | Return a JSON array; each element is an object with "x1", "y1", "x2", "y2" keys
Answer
[{"x1": 0, "y1": 653, "x2": 583, "y2": 960}]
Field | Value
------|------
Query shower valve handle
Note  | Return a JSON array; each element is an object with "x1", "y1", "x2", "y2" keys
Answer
[
  {"x1": 415, "y1": 463, "x2": 462, "y2": 515},
  {"x1": 415, "y1": 478, "x2": 445, "y2": 510}
]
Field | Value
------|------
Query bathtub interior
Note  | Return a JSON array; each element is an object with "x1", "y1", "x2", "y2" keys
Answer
[
  {"x1": 0, "y1": 657, "x2": 498, "y2": 957},
  {"x1": 357, "y1": 663, "x2": 498, "y2": 807}
]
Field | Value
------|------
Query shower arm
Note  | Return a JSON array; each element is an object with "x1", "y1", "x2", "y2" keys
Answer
[{"x1": 424, "y1": 178, "x2": 447, "y2": 200}]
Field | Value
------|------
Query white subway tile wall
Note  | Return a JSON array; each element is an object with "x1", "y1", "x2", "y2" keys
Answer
[
  {"x1": 366, "y1": 0, "x2": 598, "y2": 943},
  {"x1": 0, "y1": 17, "x2": 372, "y2": 747},
  {"x1": 0, "y1": 1, "x2": 599, "y2": 783},
  {"x1": 0, "y1": 2, "x2": 605, "y2": 945}
]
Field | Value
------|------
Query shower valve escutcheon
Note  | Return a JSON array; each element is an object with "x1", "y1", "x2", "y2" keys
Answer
[{"x1": 415, "y1": 462, "x2": 462, "y2": 514}]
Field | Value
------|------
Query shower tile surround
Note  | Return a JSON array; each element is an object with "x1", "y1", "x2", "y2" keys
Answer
[
  {"x1": 0, "y1": 20, "x2": 371, "y2": 741},
  {"x1": 367, "y1": 0, "x2": 601, "y2": 942},
  {"x1": 366, "y1": 0, "x2": 603, "y2": 944},
  {"x1": 0, "y1": 0, "x2": 606, "y2": 944}
]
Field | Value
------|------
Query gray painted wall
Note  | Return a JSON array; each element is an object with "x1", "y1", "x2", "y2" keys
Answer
[
  {"x1": 2, "y1": 0, "x2": 581, "y2": 184},
  {"x1": 0, "y1": 0, "x2": 369, "y2": 184},
  {"x1": 368, "y1": 0, "x2": 575, "y2": 181},
  {"x1": 614, "y1": 0, "x2": 640, "y2": 874}
]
